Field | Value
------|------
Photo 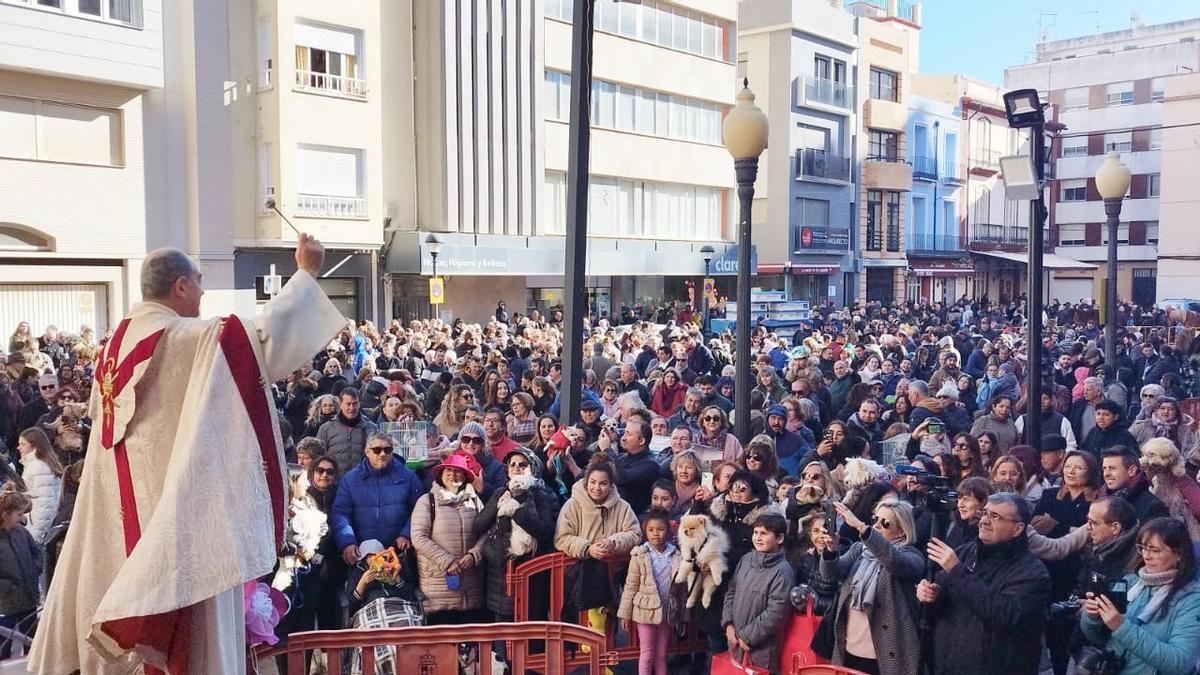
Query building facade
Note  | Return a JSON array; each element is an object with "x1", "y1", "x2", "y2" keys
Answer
[
  {"x1": 1156, "y1": 72, "x2": 1200, "y2": 303},
  {"x1": 738, "y1": 0, "x2": 860, "y2": 307},
  {"x1": 0, "y1": 0, "x2": 162, "y2": 335},
  {"x1": 904, "y1": 93, "x2": 967, "y2": 303},
  {"x1": 1006, "y1": 18, "x2": 1200, "y2": 306}
]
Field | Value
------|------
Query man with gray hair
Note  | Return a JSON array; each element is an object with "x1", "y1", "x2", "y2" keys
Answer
[
  {"x1": 1069, "y1": 375, "x2": 1107, "y2": 442},
  {"x1": 33, "y1": 233, "x2": 346, "y2": 674},
  {"x1": 919, "y1": 492, "x2": 1051, "y2": 675}
]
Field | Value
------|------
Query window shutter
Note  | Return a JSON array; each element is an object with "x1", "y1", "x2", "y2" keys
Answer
[
  {"x1": 296, "y1": 146, "x2": 360, "y2": 197},
  {"x1": 1086, "y1": 178, "x2": 1100, "y2": 201},
  {"x1": 0, "y1": 96, "x2": 37, "y2": 159},
  {"x1": 294, "y1": 23, "x2": 357, "y2": 55},
  {"x1": 1085, "y1": 223, "x2": 1101, "y2": 246},
  {"x1": 1087, "y1": 133, "x2": 1104, "y2": 156},
  {"x1": 1131, "y1": 129, "x2": 1150, "y2": 152},
  {"x1": 37, "y1": 101, "x2": 119, "y2": 165},
  {"x1": 1129, "y1": 174, "x2": 1147, "y2": 200},
  {"x1": 1128, "y1": 221, "x2": 1146, "y2": 245},
  {"x1": 1133, "y1": 79, "x2": 1152, "y2": 105}
]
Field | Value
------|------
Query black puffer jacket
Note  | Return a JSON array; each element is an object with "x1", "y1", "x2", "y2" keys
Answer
[
  {"x1": 928, "y1": 533, "x2": 1051, "y2": 675},
  {"x1": 472, "y1": 479, "x2": 559, "y2": 617}
]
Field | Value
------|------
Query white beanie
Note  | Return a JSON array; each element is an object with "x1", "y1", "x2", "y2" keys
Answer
[{"x1": 937, "y1": 383, "x2": 959, "y2": 401}]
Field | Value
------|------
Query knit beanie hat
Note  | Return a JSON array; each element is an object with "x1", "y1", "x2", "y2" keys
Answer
[{"x1": 459, "y1": 421, "x2": 487, "y2": 447}]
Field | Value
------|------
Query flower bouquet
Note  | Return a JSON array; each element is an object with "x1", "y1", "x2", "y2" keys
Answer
[{"x1": 366, "y1": 547, "x2": 403, "y2": 586}]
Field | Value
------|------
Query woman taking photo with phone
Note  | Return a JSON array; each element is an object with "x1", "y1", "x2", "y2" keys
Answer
[{"x1": 1080, "y1": 517, "x2": 1200, "y2": 675}]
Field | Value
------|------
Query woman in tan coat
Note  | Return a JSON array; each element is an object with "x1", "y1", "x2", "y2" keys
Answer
[{"x1": 409, "y1": 453, "x2": 487, "y2": 623}]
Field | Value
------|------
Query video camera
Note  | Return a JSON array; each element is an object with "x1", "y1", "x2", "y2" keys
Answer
[{"x1": 895, "y1": 463, "x2": 958, "y2": 514}]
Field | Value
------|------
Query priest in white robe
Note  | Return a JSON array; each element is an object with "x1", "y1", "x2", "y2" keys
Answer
[{"x1": 29, "y1": 233, "x2": 346, "y2": 675}]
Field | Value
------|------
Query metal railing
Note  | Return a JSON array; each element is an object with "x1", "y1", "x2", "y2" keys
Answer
[
  {"x1": 912, "y1": 155, "x2": 938, "y2": 180},
  {"x1": 848, "y1": 1, "x2": 916, "y2": 22},
  {"x1": 970, "y1": 223, "x2": 1029, "y2": 247},
  {"x1": 887, "y1": 225, "x2": 901, "y2": 252},
  {"x1": 866, "y1": 154, "x2": 906, "y2": 164},
  {"x1": 971, "y1": 148, "x2": 1001, "y2": 170},
  {"x1": 797, "y1": 148, "x2": 851, "y2": 182},
  {"x1": 295, "y1": 194, "x2": 368, "y2": 218},
  {"x1": 908, "y1": 233, "x2": 966, "y2": 254},
  {"x1": 866, "y1": 224, "x2": 882, "y2": 251},
  {"x1": 804, "y1": 76, "x2": 854, "y2": 109},
  {"x1": 294, "y1": 69, "x2": 367, "y2": 98},
  {"x1": 941, "y1": 161, "x2": 963, "y2": 183}
]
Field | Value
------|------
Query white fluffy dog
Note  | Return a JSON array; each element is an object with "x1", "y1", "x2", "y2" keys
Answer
[
  {"x1": 498, "y1": 474, "x2": 539, "y2": 557},
  {"x1": 674, "y1": 514, "x2": 730, "y2": 609},
  {"x1": 1141, "y1": 437, "x2": 1200, "y2": 541}
]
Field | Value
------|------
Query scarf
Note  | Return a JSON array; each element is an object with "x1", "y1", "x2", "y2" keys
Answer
[
  {"x1": 1149, "y1": 412, "x2": 1179, "y2": 443},
  {"x1": 1093, "y1": 527, "x2": 1137, "y2": 566},
  {"x1": 849, "y1": 541, "x2": 883, "y2": 612},
  {"x1": 1129, "y1": 568, "x2": 1177, "y2": 623},
  {"x1": 337, "y1": 411, "x2": 362, "y2": 427}
]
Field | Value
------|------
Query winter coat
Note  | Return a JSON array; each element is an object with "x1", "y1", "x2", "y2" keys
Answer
[
  {"x1": 21, "y1": 455, "x2": 59, "y2": 543},
  {"x1": 409, "y1": 483, "x2": 486, "y2": 614},
  {"x1": 1070, "y1": 528, "x2": 1140, "y2": 599},
  {"x1": 330, "y1": 456, "x2": 425, "y2": 551},
  {"x1": 0, "y1": 526, "x2": 41, "y2": 614},
  {"x1": 554, "y1": 480, "x2": 641, "y2": 560},
  {"x1": 614, "y1": 449, "x2": 663, "y2": 515},
  {"x1": 649, "y1": 381, "x2": 688, "y2": 418},
  {"x1": 720, "y1": 549, "x2": 794, "y2": 671},
  {"x1": 1034, "y1": 487, "x2": 1092, "y2": 600},
  {"x1": 928, "y1": 534, "x2": 1051, "y2": 675},
  {"x1": 970, "y1": 414, "x2": 1019, "y2": 453},
  {"x1": 617, "y1": 543, "x2": 682, "y2": 626},
  {"x1": 822, "y1": 528, "x2": 925, "y2": 675},
  {"x1": 1081, "y1": 577, "x2": 1200, "y2": 675},
  {"x1": 1081, "y1": 422, "x2": 1138, "y2": 459},
  {"x1": 827, "y1": 375, "x2": 858, "y2": 414},
  {"x1": 317, "y1": 414, "x2": 380, "y2": 477},
  {"x1": 472, "y1": 479, "x2": 559, "y2": 616}
]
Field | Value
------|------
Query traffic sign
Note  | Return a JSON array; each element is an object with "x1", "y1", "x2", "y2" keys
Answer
[
  {"x1": 703, "y1": 277, "x2": 715, "y2": 301},
  {"x1": 429, "y1": 277, "x2": 445, "y2": 305}
]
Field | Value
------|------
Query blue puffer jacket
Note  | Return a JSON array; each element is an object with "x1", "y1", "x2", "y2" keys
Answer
[
  {"x1": 1081, "y1": 576, "x2": 1200, "y2": 675},
  {"x1": 331, "y1": 457, "x2": 425, "y2": 551}
]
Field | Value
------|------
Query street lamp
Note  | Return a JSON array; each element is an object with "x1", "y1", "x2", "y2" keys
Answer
[
  {"x1": 1095, "y1": 152, "x2": 1131, "y2": 369},
  {"x1": 425, "y1": 233, "x2": 443, "y2": 320},
  {"x1": 722, "y1": 79, "x2": 769, "y2": 443},
  {"x1": 1001, "y1": 88, "x2": 1048, "y2": 446},
  {"x1": 700, "y1": 245, "x2": 715, "y2": 336}
]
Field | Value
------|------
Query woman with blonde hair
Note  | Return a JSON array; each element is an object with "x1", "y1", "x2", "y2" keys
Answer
[
  {"x1": 304, "y1": 394, "x2": 338, "y2": 439},
  {"x1": 434, "y1": 384, "x2": 476, "y2": 439},
  {"x1": 695, "y1": 405, "x2": 743, "y2": 463},
  {"x1": 17, "y1": 428, "x2": 63, "y2": 543},
  {"x1": 669, "y1": 450, "x2": 704, "y2": 517},
  {"x1": 506, "y1": 392, "x2": 537, "y2": 443},
  {"x1": 8, "y1": 322, "x2": 30, "y2": 355}
]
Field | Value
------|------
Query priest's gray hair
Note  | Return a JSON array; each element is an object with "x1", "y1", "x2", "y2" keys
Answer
[{"x1": 141, "y1": 248, "x2": 197, "y2": 300}]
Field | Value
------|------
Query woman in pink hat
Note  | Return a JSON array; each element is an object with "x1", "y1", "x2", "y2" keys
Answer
[{"x1": 409, "y1": 452, "x2": 487, "y2": 624}]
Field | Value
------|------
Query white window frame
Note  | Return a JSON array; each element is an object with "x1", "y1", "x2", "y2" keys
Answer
[
  {"x1": 1149, "y1": 127, "x2": 1163, "y2": 151},
  {"x1": 1104, "y1": 131, "x2": 1132, "y2": 153},
  {"x1": 1061, "y1": 179, "x2": 1087, "y2": 202},
  {"x1": 1, "y1": 0, "x2": 143, "y2": 28},
  {"x1": 1063, "y1": 87, "x2": 1089, "y2": 112},
  {"x1": 1058, "y1": 223, "x2": 1086, "y2": 246},
  {"x1": 1062, "y1": 136, "x2": 1088, "y2": 157},
  {"x1": 294, "y1": 23, "x2": 365, "y2": 99},
  {"x1": 1148, "y1": 173, "x2": 1160, "y2": 198},
  {"x1": 1146, "y1": 221, "x2": 1159, "y2": 245},
  {"x1": 1106, "y1": 82, "x2": 1134, "y2": 107},
  {"x1": 0, "y1": 93, "x2": 123, "y2": 167},
  {"x1": 1151, "y1": 78, "x2": 1165, "y2": 102}
]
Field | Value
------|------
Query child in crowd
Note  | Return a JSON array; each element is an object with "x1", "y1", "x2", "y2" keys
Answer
[
  {"x1": 776, "y1": 475, "x2": 800, "y2": 505},
  {"x1": 618, "y1": 509, "x2": 682, "y2": 675},
  {"x1": 0, "y1": 490, "x2": 41, "y2": 660},
  {"x1": 721, "y1": 512, "x2": 794, "y2": 674}
]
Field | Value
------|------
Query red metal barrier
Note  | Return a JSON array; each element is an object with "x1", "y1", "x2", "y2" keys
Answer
[
  {"x1": 257, "y1": 621, "x2": 617, "y2": 674},
  {"x1": 506, "y1": 552, "x2": 709, "y2": 672}
]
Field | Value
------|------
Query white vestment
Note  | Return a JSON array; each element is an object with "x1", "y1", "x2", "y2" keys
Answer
[{"x1": 28, "y1": 270, "x2": 345, "y2": 675}]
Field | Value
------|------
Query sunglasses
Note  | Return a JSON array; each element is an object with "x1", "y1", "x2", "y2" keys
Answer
[
  {"x1": 508, "y1": 461, "x2": 529, "y2": 469},
  {"x1": 745, "y1": 454, "x2": 762, "y2": 462},
  {"x1": 702, "y1": 416, "x2": 722, "y2": 422},
  {"x1": 40, "y1": 385, "x2": 56, "y2": 391},
  {"x1": 460, "y1": 394, "x2": 475, "y2": 400},
  {"x1": 367, "y1": 446, "x2": 394, "y2": 456},
  {"x1": 313, "y1": 466, "x2": 336, "y2": 476},
  {"x1": 460, "y1": 436, "x2": 483, "y2": 446},
  {"x1": 801, "y1": 472, "x2": 823, "y2": 480},
  {"x1": 871, "y1": 515, "x2": 893, "y2": 529},
  {"x1": 953, "y1": 442, "x2": 970, "y2": 449}
]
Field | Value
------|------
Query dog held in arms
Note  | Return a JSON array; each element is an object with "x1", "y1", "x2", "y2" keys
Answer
[{"x1": 674, "y1": 513, "x2": 731, "y2": 609}]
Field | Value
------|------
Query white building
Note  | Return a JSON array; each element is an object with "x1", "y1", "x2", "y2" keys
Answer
[
  {"x1": 1005, "y1": 17, "x2": 1200, "y2": 306},
  {"x1": 0, "y1": 0, "x2": 162, "y2": 335}
]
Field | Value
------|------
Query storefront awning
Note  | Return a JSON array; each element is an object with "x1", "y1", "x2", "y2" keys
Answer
[
  {"x1": 757, "y1": 263, "x2": 787, "y2": 274},
  {"x1": 973, "y1": 250, "x2": 1097, "y2": 270}
]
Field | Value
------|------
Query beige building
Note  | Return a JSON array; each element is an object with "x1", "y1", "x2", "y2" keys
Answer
[
  {"x1": 0, "y1": 0, "x2": 162, "y2": 335},
  {"x1": 1156, "y1": 72, "x2": 1200, "y2": 302}
]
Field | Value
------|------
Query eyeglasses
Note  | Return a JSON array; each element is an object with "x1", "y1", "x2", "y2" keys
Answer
[
  {"x1": 702, "y1": 416, "x2": 722, "y2": 423},
  {"x1": 729, "y1": 483, "x2": 750, "y2": 494},
  {"x1": 871, "y1": 515, "x2": 893, "y2": 529},
  {"x1": 460, "y1": 394, "x2": 475, "y2": 400},
  {"x1": 508, "y1": 461, "x2": 529, "y2": 469},
  {"x1": 367, "y1": 446, "x2": 394, "y2": 456},
  {"x1": 981, "y1": 509, "x2": 1018, "y2": 523},
  {"x1": 460, "y1": 436, "x2": 483, "y2": 446},
  {"x1": 744, "y1": 454, "x2": 762, "y2": 462},
  {"x1": 801, "y1": 472, "x2": 823, "y2": 481},
  {"x1": 313, "y1": 466, "x2": 336, "y2": 476},
  {"x1": 1136, "y1": 543, "x2": 1168, "y2": 556},
  {"x1": 953, "y1": 442, "x2": 971, "y2": 449},
  {"x1": 1141, "y1": 394, "x2": 1156, "y2": 399},
  {"x1": 40, "y1": 385, "x2": 56, "y2": 391}
]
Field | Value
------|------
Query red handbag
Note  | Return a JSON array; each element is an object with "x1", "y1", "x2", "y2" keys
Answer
[
  {"x1": 711, "y1": 650, "x2": 770, "y2": 675},
  {"x1": 779, "y1": 594, "x2": 830, "y2": 672}
]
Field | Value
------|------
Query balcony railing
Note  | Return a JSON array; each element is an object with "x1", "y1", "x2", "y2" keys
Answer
[
  {"x1": 295, "y1": 194, "x2": 368, "y2": 219},
  {"x1": 848, "y1": 0, "x2": 916, "y2": 22},
  {"x1": 887, "y1": 226, "x2": 901, "y2": 252},
  {"x1": 294, "y1": 69, "x2": 367, "y2": 99},
  {"x1": 941, "y1": 161, "x2": 963, "y2": 184},
  {"x1": 804, "y1": 77, "x2": 854, "y2": 109},
  {"x1": 970, "y1": 148, "x2": 1001, "y2": 170},
  {"x1": 796, "y1": 148, "x2": 851, "y2": 182},
  {"x1": 912, "y1": 155, "x2": 938, "y2": 180},
  {"x1": 866, "y1": 154, "x2": 906, "y2": 164},
  {"x1": 795, "y1": 225, "x2": 851, "y2": 251},
  {"x1": 908, "y1": 233, "x2": 966, "y2": 255},
  {"x1": 970, "y1": 223, "x2": 1028, "y2": 247}
]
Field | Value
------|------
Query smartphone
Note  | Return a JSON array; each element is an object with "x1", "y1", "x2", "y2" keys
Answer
[
  {"x1": 927, "y1": 423, "x2": 943, "y2": 434},
  {"x1": 701, "y1": 471, "x2": 714, "y2": 491},
  {"x1": 822, "y1": 429, "x2": 834, "y2": 442},
  {"x1": 823, "y1": 501, "x2": 837, "y2": 528},
  {"x1": 1108, "y1": 578, "x2": 1129, "y2": 614}
]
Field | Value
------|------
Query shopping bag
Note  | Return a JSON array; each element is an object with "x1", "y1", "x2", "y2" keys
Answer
[
  {"x1": 780, "y1": 593, "x2": 830, "y2": 670},
  {"x1": 711, "y1": 650, "x2": 770, "y2": 675}
]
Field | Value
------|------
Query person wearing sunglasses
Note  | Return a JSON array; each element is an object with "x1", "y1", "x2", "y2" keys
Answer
[
  {"x1": 473, "y1": 448, "x2": 559, "y2": 629},
  {"x1": 16, "y1": 373, "x2": 58, "y2": 434},
  {"x1": 740, "y1": 435, "x2": 780, "y2": 492},
  {"x1": 814, "y1": 499, "x2": 924, "y2": 675},
  {"x1": 695, "y1": 405, "x2": 742, "y2": 464},
  {"x1": 282, "y1": 454, "x2": 346, "y2": 635},
  {"x1": 433, "y1": 384, "x2": 476, "y2": 439},
  {"x1": 330, "y1": 432, "x2": 424, "y2": 568},
  {"x1": 451, "y1": 421, "x2": 506, "y2": 502}
]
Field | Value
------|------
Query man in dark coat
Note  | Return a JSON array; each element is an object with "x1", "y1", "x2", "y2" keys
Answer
[
  {"x1": 1099, "y1": 448, "x2": 1169, "y2": 524},
  {"x1": 1080, "y1": 401, "x2": 1137, "y2": 459},
  {"x1": 919, "y1": 493, "x2": 1051, "y2": 675},
  {"x1": 604, "y1": 419, "x2": 660, "y2": 514}
]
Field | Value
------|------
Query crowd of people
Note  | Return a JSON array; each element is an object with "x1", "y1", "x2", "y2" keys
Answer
[{"x1": 7, "y1": 294, "x2": 1200, "y2": 675}]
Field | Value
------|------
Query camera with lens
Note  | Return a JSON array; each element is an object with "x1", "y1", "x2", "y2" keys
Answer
[
  {"x1": 1075, "y1": 646, "x2": 1126, "y2": 675},
  {"x1": 895, "y1": 462, "x2": 958, "y2": 514}
]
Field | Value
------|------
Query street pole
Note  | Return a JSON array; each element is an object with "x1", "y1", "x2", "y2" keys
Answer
[
  {"x1": 559, "y1": 0, "x2": 594, "y2": 428},
  {"x1": 1103, "y1": 197, "x2": 1123, "y2": 369},
  {"x1": 1026, "y1": 125, "x2": 1045, "y2": 446},
  {"x1": 431, "y1": 252, "x2": 439, "y2": 320},
  {"x1": 702, "y1": 259, "x2": 711, "y2": 337},
  {"x1": 734, "y1": 158, "x2": 757, "y2": 443}
]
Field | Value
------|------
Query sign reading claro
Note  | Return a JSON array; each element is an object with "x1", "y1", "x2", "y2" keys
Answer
[{"x1": 711, "y1": 258, "x2": 740, "y2": 274}]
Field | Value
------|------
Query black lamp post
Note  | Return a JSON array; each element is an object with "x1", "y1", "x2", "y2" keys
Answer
[
  {"x1": 722, "y1": 79, "x2": 769, "y2": 443},
  {"x1": 1095, "y1": 152, "x2": 1131, "y2": 368},
  {"x1": 1002, "y1": 88, "x2": 1048, "y2": 446},
  {"x1": 426, "y1": 233, "x2": 442, "y2": 319},
  {"x1": 700, "y1": 244, "x2": 715, "y2": 336}
]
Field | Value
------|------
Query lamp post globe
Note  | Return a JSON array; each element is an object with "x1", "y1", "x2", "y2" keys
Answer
[
  {"x1": 722, "y1": 79, "x2": 768, "y2": 443},
  {"x1": 1095, "y1": 152, "x2": 1131, "y2": 370}
]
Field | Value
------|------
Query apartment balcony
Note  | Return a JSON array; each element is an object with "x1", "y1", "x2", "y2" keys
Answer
[
  {"x1": 848, "y1": 0, "x2": 919, "y2": 23},
  {"x1": 941, "y1": 161, "x2": 964, "y2": 185},
  {"x1": 863, "y1": 98, "x2": 906, "y2": 132},
  {"x1": 796, "y1": 149, "x2": 851, "y2": 183},
  {"x1": 795, "y1": 225, "x2": 851, "y2": 252},
  {"x1": 863, "y1": 156, "x2": 913, "y2": 191},
  {"x1": 970, "y1": 149, "x2": 1001, "y2": 172},
  {"x1": 908, "y1": 233, "x2": 967, "y2": 257},
  {"x1": 295, "y1": 194, "x2": 368, "y2": 219},
  {"x1": 293, "y1": 70, "x2": 367, "y2": 99},
  {"x1": 865, "y1": 225, "x2": 902, "y2": 253},
  {"x1": 969, "y1": 223, "x2": 1028, "y2": 250},
  {"x1": 912, "y1": 155, "x2": 938, "y2": 181},
  {"x1": 802, "y1": 77, "x2": 854, "y2": 111}
]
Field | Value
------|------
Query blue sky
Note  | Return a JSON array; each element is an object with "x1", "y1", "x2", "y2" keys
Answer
[{"x1": 918, "y1": 0, "x2": 1199, "y2": 83}]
